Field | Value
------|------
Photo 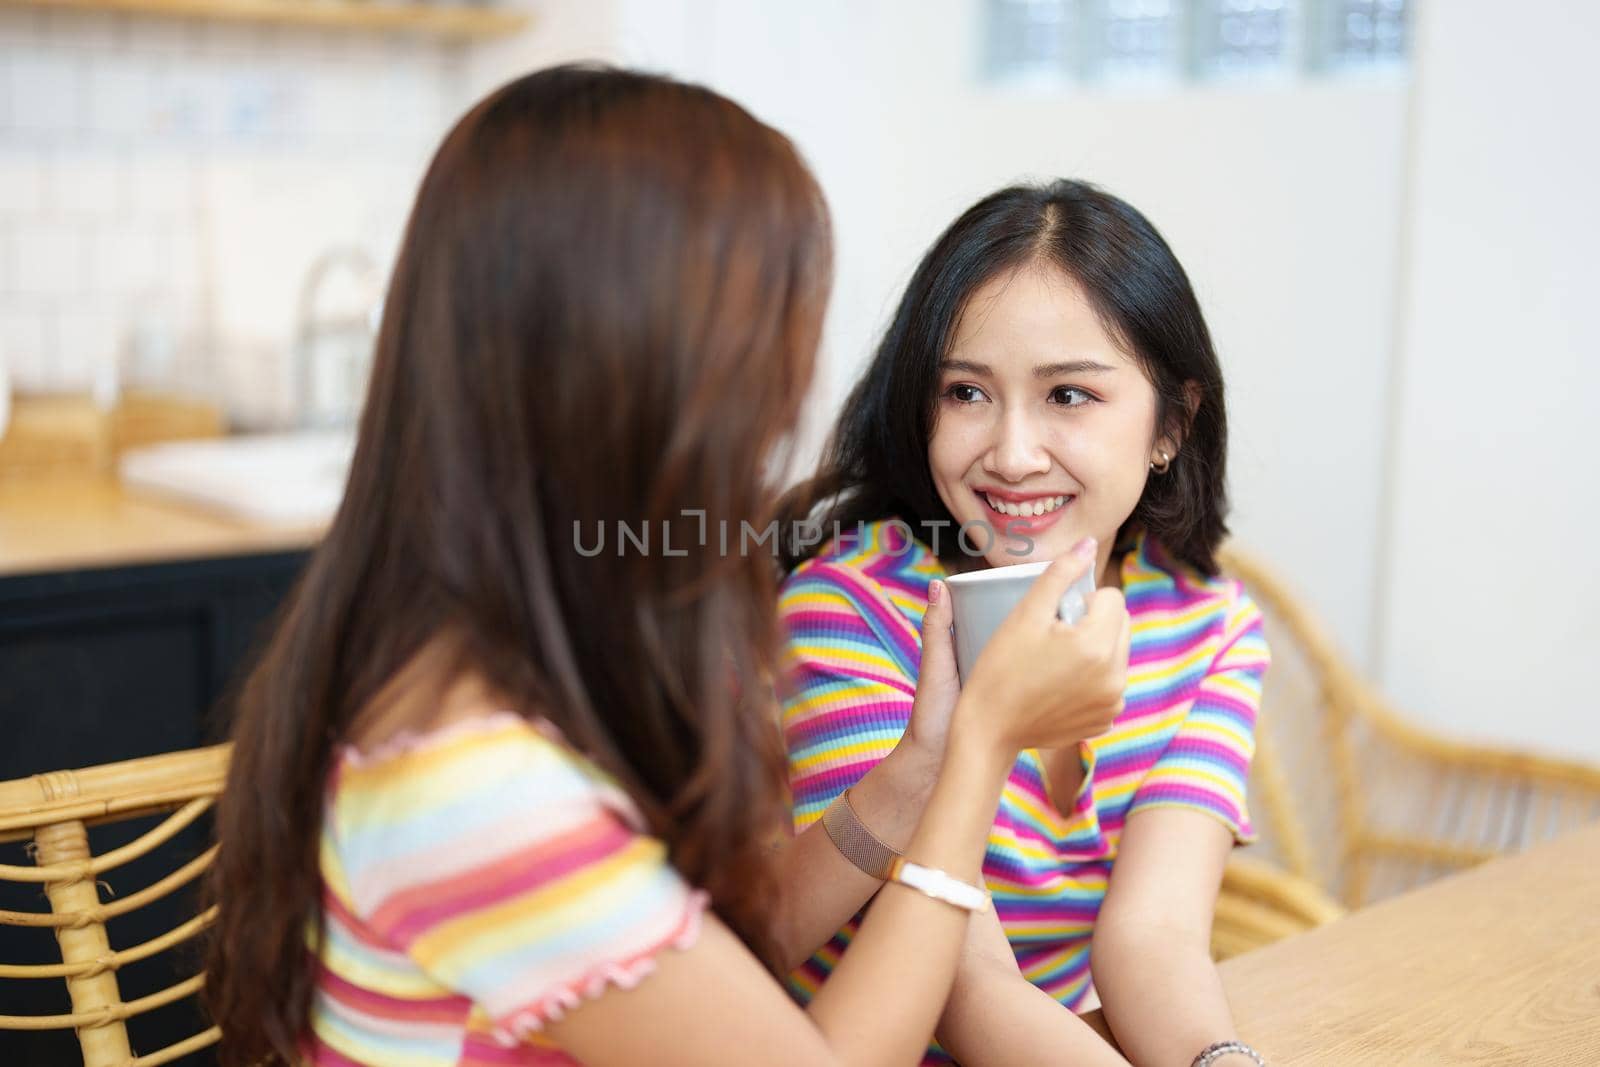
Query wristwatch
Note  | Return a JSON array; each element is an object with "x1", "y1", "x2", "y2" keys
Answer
[{"x1": 821, "y1": 788, "x2": 901, "y2": 880}]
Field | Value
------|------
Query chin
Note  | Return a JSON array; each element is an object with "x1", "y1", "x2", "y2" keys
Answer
[
  {"x1": 1000, "y1": 527, "x2": 1078, "y2": 565},
  {"x1": 985, "y1": 537, "x2": 1042, "y2": 568}
]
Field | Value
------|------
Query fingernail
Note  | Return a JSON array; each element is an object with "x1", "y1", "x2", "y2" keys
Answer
[
  {"x1": 928, "y1": 579, "x2": 943, "y2": 605},
  {"x1": 1072, "y1": 537, "x2": 1098, "y2": 559}
]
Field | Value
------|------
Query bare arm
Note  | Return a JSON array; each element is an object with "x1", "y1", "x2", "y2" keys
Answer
[
  {"x1": 765, "y1": 561, "x2": 964, "y2": 973},
  {"x1": 934, "y1": 906, "x2": 1132, "y2": 1067},
  {"x1": 1090, "y1": 807, "x2": 1256, "y2": 1067},
  {"x1": 1093, "y1": 598, "x2": 1269, "y2": 1067},
  {"x1": 766, "y1": 736, "x2": 941, "y2": 973},
  {"x1": 549, "y1": 722, "x2": 1013, "y2": 1067},
  {"x1": 550, "y1": 552, "x2": 1129, "y2": 1066}
]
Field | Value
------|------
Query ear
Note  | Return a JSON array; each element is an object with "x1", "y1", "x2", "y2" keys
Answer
[{"x1": 1155, "y1": 381, "x2": 1202, "y2": 461}]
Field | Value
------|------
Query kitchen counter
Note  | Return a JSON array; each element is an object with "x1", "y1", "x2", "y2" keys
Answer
[{"x1": 0, "y1": 476, "x2": 324, "y2": 577}]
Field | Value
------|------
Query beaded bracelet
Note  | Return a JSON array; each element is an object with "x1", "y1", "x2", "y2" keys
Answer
[{"x1": 1191, "y1": 1040, "x2": 1266, "y2": 1067}]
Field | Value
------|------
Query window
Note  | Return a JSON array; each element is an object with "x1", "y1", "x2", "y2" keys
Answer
[
  {"x1": 1315, "y1": 0, "x2": 1408, "y2": 69},
  {"x1": 984, "y1": 0, "x2": 1082, "y2": 86},
  {"x1": 1093, "y1": 0, "x2": 1183, "y2": 84},
  {"x1": 980, "y1": 0, "x2": 1406, "y2": 88},
  {"x1": 1193, "y1": 0, "x2": 1298, "y2": 79}
]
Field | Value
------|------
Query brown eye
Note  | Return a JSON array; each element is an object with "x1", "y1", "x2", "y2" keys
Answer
[
  {"x1": 1050, "y1": 386, "x2": 1095, "y2": 407},
  {"x1": 945, "y1": 383, "x2": 988, "y2": 404}
]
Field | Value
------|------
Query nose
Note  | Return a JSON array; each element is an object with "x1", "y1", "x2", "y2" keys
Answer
[{"x1": 983, "y1": 407, "x2": 1051, "y2": 483}]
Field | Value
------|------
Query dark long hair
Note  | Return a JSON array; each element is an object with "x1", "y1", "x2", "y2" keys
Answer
[
  {"x1": 780, "y1": 179, "x2": 1229, "y2": 575},
  {"x1": 206, "y1": 65, "x2": 831, "y2": 1065}
]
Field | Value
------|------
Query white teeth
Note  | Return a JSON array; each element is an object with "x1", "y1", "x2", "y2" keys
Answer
[{"x1": 984, "y1": 493, "x2": 1069, "y2": 518}]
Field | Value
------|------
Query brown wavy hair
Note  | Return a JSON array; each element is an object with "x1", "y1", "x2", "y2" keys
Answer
[{"x1": 205, "y1": 64, "x2": 831, "y2": 1065}]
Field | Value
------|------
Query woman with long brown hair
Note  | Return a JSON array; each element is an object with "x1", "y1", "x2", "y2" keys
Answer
[{"x1": 205, "y1": 65, "x2": 1129, "y2": 1066}]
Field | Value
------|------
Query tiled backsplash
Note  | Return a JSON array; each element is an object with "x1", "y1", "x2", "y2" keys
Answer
[{"x1": 0, "y1": 8, "x2": 470, "y2": 427}]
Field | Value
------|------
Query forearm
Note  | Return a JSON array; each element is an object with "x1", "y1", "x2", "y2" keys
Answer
[
  {"x1": 806, "y1": 721, "x2": 1012, "y2": 1067},
  {"x1": 936, "y1": 968, "x2": 1131, "y2": 1067},
  {"x1": 767, "y1": 738, "x2": 941, "y2": 973},
  {"x1": 1091, "y1": 923, "x2": 1249, "y2": 1067}
]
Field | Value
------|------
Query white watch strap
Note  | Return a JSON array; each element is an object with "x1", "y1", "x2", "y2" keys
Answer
[{"x1": 888, "y1": 858, "x2": 991, "y2": 913}]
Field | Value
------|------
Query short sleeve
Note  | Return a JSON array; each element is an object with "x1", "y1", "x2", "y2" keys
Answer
[
  {"x1": 1127, "y1": 589, "x2": 1268, "y2": 844},
  {"x1": 327, "y1": 715, "x2": 707, "y2": 1046},
  {"x1": 778, "y1": 561, "x2": 920, "y2": 831}
]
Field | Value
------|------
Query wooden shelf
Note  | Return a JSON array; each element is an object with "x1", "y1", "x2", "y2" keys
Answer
[{"x1": 4, "y1": 0, "x2": 531, "y2": 40}]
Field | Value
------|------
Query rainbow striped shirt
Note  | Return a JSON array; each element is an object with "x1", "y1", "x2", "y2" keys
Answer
[
  {"x1": 304, "y1": 713, "x2": 706, "y2": 1066},
  {"x1": 779, "y1": 521, "x2": 1266, "y2": 1064}
]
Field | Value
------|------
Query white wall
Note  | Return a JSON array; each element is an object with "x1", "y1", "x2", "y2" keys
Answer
[
  {"x1": 464, "y1": 0, "x2": 613, "y2": 108},
  {"x1": 1377, "y1": 0, "x2": 1600, "y2": 760},
  {"x1": 601, "y1": 0, "x2": 1410, "y2": 669}
]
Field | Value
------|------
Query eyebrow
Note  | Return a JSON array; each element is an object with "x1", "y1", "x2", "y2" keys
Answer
[{"x1": 939, "y1": 359, "x2": 1118, "y2": 378}]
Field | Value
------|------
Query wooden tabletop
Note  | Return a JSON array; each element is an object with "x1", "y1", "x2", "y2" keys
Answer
[
  {"x1": 1121, "y1": 822, "x2": 1600, "y2": 1064},
  {"x1": 0, "y1": 476, "x2": 322, "y2": 577}
]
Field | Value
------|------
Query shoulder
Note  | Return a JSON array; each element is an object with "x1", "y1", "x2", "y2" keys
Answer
[
  {"x1": 780, "y1": 518, "x2": 943, "y2": 628},
  {"x1": 332, "y1": 712, "x2": 637, "y2": 816},
  {"x1": 323, "y1": 713, "x2": 706, "y2": 1042},
  {"x1": 1123, "y1": 535, "x2": 1266, "y2": 668},
  {"x1": 326, "y1": 713, "x2": 650, "y2": 907}
]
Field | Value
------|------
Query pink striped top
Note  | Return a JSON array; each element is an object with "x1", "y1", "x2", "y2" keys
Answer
[
  {"x1": 304, "y1": 713, "x2": 706, "y2": 1066},
  {"x1": 778, "y1": 521, "x2": 1267, "y2": 1064}
]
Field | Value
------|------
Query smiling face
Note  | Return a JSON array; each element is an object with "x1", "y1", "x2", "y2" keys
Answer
[{"x1": 929, "y1": 263, "x2": 1175, "y2": 581}]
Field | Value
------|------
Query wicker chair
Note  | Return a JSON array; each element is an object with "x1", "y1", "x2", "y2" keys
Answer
[
  {"x1": 1209, "y1": 544, "x2": 1600, "y2": 959},
  {"x1": 0, "y1": 745, "x2": 228, "y2": 1066}
]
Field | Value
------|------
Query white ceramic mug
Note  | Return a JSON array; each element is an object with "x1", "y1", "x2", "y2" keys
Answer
[{"x1": 944, "y1": 560, "x2": 1097, "y2": 682}]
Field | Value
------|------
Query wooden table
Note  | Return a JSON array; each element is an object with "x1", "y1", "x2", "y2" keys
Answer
[{"x1": 1089, "y1": 822, "x2": 1600, "y2": 1064}]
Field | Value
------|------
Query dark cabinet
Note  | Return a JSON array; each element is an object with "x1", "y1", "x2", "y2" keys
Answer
[{"x1": 0, "y1": 549, "x2": 309, "y2": 1065}]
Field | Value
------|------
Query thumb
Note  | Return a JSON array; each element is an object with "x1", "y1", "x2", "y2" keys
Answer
[
  {"x1": 919, "y1": 577, "x2": 958, "y2": 683},
  {"x1": 1018, "y1": 537, "x2": 1099, "y2": 622}
]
